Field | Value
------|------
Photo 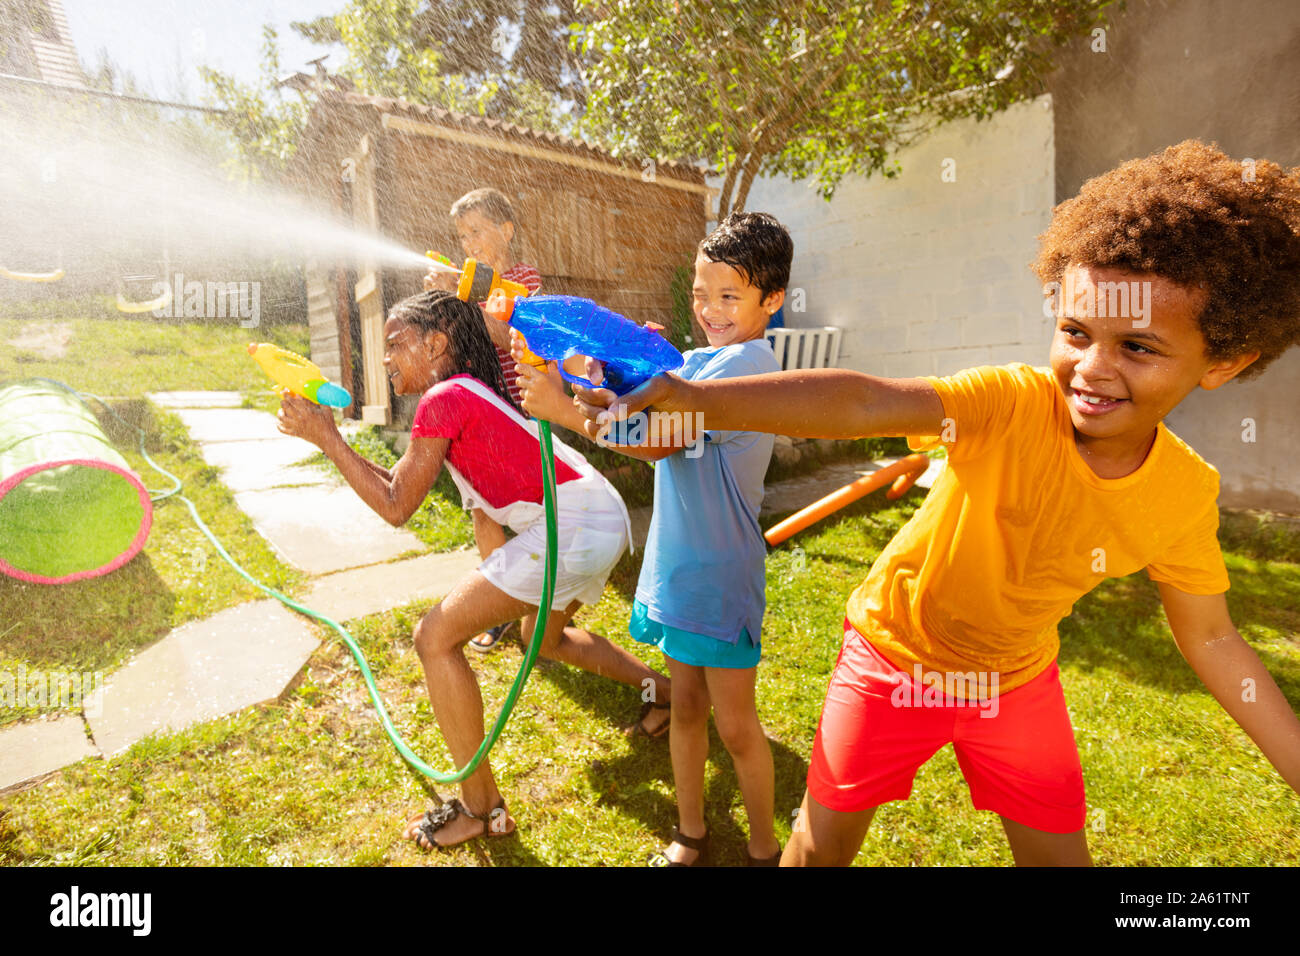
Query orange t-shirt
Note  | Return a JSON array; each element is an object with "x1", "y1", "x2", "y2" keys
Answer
[{"x1": 845, "y1": 364, "x2": 1230, "y2": 695}]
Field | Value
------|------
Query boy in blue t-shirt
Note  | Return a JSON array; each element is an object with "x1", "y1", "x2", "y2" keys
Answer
[{"x1": 517, "y1": 212, "x2": 792, "y2": 865}]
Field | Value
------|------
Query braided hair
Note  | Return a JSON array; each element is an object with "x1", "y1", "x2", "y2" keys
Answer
[{"x1": 389, "y1": 290, "x2": 513, "y2": 406}]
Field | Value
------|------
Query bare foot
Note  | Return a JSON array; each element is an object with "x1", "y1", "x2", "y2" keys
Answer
[{"x1": 403, "y1": 800, "x2": 515, "y2": 849}]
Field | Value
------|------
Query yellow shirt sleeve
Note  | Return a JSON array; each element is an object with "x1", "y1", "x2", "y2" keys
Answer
[
  {"x1": 913, "y1": 364, "x2": 1039, "y2": 463},
  {"x1": 1145, "y1": 493, "x2": 1231, "y2": 594}
]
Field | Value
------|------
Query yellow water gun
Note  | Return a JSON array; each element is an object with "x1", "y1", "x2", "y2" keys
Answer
[{"x1": 248, "y1": 343, "x2": 351, "y2": 407}]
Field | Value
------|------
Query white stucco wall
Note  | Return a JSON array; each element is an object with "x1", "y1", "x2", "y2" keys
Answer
[{"x1": 741, "y1": 94, "x2": 1057, "y2": 378}]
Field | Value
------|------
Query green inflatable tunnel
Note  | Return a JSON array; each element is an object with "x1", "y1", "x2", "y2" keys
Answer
[{"x1": 0, "y1": 380, "x2": 153, "y2": 584}]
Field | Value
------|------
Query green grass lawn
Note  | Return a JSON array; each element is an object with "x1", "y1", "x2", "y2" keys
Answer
[
  {"x1": 1, "y1": 490, "x2": 1297, "y2": 866},
  {"x1": 1, "y1": 302, "x2": 1297, "y2": 865},
  {"x1": 0, "y1": 304, "x2": 314, "y2": 724},
  {"x1": 0, "y1": 296, "x2": 309, "y2": 397}
]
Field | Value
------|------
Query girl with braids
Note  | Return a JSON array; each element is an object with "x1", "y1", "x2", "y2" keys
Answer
[{"x1": 278, "y1": 290, "x2": 671, "y2": 850}]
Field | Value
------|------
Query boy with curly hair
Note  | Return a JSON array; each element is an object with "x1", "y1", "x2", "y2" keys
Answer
[{"x1": 574, "y1": 140, "x2": 1300, "y2": 865}]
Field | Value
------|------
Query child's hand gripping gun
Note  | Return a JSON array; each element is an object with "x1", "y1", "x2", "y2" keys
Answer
[
  {"x1": 425, "y1": 252, "x2": 531, "y2": 305},
  {"x1": 483, "y1": 291, "x2": 685, "y2": 442},
  {"x1": 247, "y1": 343, "x2": 352, "y2": 408}
]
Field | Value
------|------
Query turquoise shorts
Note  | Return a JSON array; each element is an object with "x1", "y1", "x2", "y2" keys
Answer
[{"x1": 629, "y1": 600, "x2": 761, "y2": 670}]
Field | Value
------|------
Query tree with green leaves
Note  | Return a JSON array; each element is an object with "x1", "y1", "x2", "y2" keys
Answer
[
  {"x1": 576, "y1": 0, "x2": 1118, "y2": 217},
  {"x1": 291, "y1": 0, "x2": 591, "y2": 132},
  {"x1": 199, "y1": 26, "x2": 310, "y2": 180},
  {"x1": 202, "y1": 1, "x2": 594, "y2": 175}
]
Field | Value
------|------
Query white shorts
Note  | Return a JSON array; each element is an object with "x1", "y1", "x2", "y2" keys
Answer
[{"x1": 478, "y1": 480, "x2": 629, "y2": 611}]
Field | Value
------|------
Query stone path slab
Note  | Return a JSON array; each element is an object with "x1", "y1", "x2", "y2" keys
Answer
[
  {"x1": 233, "y1": 486, "x2": 425, "y2": 575},
  {"x1": 199, "y1": 437, "x2": 331, "y2": 493},
  {"x1": 149, "y1": 391, "x2": 243, "y2": 409},
  {"x1": 0, "y1": 716, "x2": 99, "y2": 792},
  {"x1": 86, "y1": 600, "x2": 319, "y2": 758},
  {"x1": 168, "y1": 407, "x2": 286, "y2": 443},
  {"x1": 915, "y1": 457, "x2": 944, "y2": 490},
  {"x1": 7, "y1": 322, "x2": 73, "y2": 360},
  {"x1": 297, "y1": 550, "x2": 483, "y2": 623}
]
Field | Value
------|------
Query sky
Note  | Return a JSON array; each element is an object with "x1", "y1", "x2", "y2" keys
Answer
[{"x1": 62, "y1": 0, "x2": 345, "y2": 103}]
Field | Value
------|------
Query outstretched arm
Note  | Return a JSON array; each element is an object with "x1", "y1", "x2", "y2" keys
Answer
[
  {"x1": 513, "y1": 357, "x2": 683, "y2": 462},
  {"x1": 277, "y1": 392, "x2": 448, "y2": 527},
  {"x1": 572, "y1": 367, "x2": 946, "y2": 442},
  {"x1": 1158, "y1": 583, "x2": 1300, "y2": 792}
]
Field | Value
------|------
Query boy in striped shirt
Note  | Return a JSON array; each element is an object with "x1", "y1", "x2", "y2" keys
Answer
[{"x1": 424, "y1": 187, "x2": 542, "y2": 408}]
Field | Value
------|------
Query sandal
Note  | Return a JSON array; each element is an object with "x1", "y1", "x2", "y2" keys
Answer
[
  {"x1": 648, "y1": 826, "x2": 709, "y2": 867},
  {"x1": 470, "y1": 621, "x2": 516, "y2": 654},
  {"x1": 406, "y1": 798, "x2": 514, "y2": 850},
  {"x1": 625, "y1": 699, "x2": 671, "y2": 740}
]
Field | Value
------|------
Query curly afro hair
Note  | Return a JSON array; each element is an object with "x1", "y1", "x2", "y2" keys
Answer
[{"x1": 1032, "y1": 140, "x2": 1300, "y2": 379}]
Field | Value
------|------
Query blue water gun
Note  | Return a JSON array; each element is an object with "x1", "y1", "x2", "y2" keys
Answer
[{"x1": 484, "y1": 291, "x2": 684, "y2": 439}]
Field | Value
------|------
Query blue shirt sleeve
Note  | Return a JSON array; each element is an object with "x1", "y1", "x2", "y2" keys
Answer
[{"x1": 682, "y1": 342, "x2": 781, "y2": 447}]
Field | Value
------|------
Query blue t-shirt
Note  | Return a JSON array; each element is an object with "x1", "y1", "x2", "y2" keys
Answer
[{"x1": 634, "y1": 339, "x2": 780, "y2": 643}]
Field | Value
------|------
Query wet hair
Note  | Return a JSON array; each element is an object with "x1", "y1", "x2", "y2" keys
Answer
[
  {"x1": 1032, "y1": 140, "x2": 1300, "y2": 379},
  {"x1": 449, "y1": 187, "x2": 518, "y2": 227},
  {"x1": 388, "y1": 290, "x2": 512, "y2": 405},
  {"x1": 698, "y1": 212, "x2": 793, "y2": 301}
]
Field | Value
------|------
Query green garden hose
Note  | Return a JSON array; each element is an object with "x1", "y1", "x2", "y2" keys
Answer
[{"x1": 62, "y1": 381, "x2": 557, "y2": 787}]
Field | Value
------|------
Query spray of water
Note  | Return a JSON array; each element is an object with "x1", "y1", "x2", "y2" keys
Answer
[{"x1": 0, "y1": 97, "x2": 440, "y2": 285}]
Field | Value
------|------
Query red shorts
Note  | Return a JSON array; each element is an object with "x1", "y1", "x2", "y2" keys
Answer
[{"x1": 807, "y1": 621, "x2": 1086, "y2": 833}]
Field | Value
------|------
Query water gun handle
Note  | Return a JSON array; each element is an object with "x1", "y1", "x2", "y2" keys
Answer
[
  {"x1": 485, "y1": 291, "x2": 547, "y2": 370},
  {"x1": 546, "y1": 321, "x2": 670, "y2": 391},
  {"x1": 486, "y1": 294, "x2": 670, "y2": 395},
  {"x1": 556, "y1": 360, "x2": 605, "y2": 390}
]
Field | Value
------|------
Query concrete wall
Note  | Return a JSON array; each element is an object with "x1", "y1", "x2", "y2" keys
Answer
[
  {"x1": 1047, "y1": 0, "x2": 1300, "y2": 512},
  {"x1": 741, "y1": 94, "x2": 1056, "y2": 379}
]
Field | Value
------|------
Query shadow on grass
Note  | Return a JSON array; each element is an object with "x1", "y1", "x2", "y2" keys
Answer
[
  {"x1": 0, "y1": 551, "x2": 175, "y2": 673},
  {"x1": 583, "y1": 725, "x2": 808, "y2": 866},
  {"x1": 1057, "y1": 563, "x2": 1299, "y2": 704},
  {"x1": 528, "y1": 652, "x2": 807, "y2": 864}
]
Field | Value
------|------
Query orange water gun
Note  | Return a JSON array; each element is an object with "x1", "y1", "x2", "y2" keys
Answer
[
  {"x1": 425, "y1": 252, "x2": 531, "y2": 306},
  {"x1": 427, "y1": 250, "x2": 543, "y2": 367}
]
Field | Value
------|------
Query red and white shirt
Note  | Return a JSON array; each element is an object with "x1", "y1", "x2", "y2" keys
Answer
[
  {"x1": 494, "y1": 263, "x2": 543, "y2": 407},
  {"x1": 411, "y1": 374, "x2": 582, "y2": 512}
]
